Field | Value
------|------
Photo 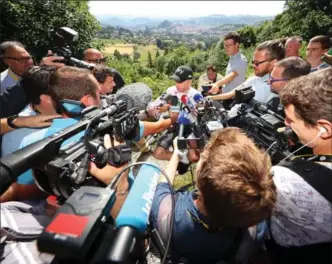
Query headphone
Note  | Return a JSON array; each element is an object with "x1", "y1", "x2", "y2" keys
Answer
[
  {"x1": 319, "y1": 126, "x2": 327, "y2": 136},
  {"x1": 279, "y1": 126, "x2": 328, "y2": 163}
]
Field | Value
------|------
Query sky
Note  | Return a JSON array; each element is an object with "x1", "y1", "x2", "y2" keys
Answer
[{"x1": 88, "y1": 1, "x2": 286, "y2": 18}]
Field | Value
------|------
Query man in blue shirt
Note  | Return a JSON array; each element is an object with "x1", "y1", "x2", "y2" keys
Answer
[{"x1": 149, "y1": 128, "x2": 276, "y2": 263}]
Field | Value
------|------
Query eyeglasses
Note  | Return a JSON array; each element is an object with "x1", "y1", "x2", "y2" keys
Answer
[
  {"x1": 86, "y1": 57, "x2": 107, "y2": 64},
  {"x1": 3, "y1": 56, "x2": 33, "y2": 63},
  {"x1": 251, "y1": 59, "x2": 270, "y2": 66},
  {"x1": 268, "y1": 75, "x2": 289, "y2": 84}
]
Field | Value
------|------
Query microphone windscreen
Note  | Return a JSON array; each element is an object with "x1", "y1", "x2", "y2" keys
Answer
[
  {"x1": 170, "y1": 96, "x2": 179, "y2": 106},
  {"x1": 193, "y1": 93, "x2": 203, "y2": 103},
  {"x1": 178, "y1": 112, "x2": 191, "y2": 125},
  {"x1": 180, "y1": 94, "x2": 189, "y2": 104},
  {"x1": 115, "y1": 82, "x2": 153, "y2": 111}
]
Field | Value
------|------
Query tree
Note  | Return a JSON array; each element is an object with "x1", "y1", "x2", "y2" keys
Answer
[
  {"x1": 256, "y1": 0, "x2": 332, "y2": 42},
  {"x1": 237, "y1": 26, "x2": 257, "y2": 48},
  {"x1": 0, "y1": 0, "x2": 101, "y2": 59},
  {"x1": 147, "y1": 51, "x2": 153, "y2": 68},
  {"x1": 133, "y1": 51, "x2": 141, "y2": 62},
  {"x1": 155, "y1": 50, "x2": 160, "y2": 58},
  {"x1": 114, "y1": 49, "x2": 122, "y2": 59}
]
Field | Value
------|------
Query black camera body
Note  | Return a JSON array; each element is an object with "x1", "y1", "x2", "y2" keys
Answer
[
  {"x1": 54, "y1": 27, "x2": 95, "y2": 70},
  {"x1": 32, "y1": 105, "x2": 139, "y2": 202}
]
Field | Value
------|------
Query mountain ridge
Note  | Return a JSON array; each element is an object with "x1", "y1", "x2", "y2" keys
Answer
[{"x1": 97, "y1": 14, "x2": 274, "y2": 30}]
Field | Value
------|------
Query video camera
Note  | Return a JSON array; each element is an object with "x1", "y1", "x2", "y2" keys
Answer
[
  {"x1": 0, "y1": 100, "x2": 138, "y2": 201},
  {"x1": 177, "y1": 93, "x2": 228, "y2": 150},
  {"x1": 54, "y1": 27, "x2": 95, "y2": 70},
  {"x1": 0, "y1": 98, "x2": 174, "y2": 263},
  {"x1": 229, "y1": 86, "x2": 292, "y2": 164}
]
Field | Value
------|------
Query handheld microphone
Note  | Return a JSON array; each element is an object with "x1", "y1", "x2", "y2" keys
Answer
[
  {"x1": 115, "y1": 164, "x2": 160, "y2": 232},
  {"x1": 193, "y1": 93, "x2": 204, "y2": 104},
  {"x1": 103, "y1": 164, "x2": 160, "y2": 263},
  {"x1": 178, "y1": 111, "x2": 196, "y2": 125},
  {"x1": 181, "y1": 94, "x2": 195, "y2": 110}
]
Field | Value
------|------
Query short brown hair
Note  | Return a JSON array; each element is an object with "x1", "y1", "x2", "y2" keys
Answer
[
  {"x1": 224, "y1": 32, "x2": 241, "y2": 44},
  {"x1": 276, "y1": 57, "x2": 311, "y2": 79},
  {"x1": 256, "y1": 40, "x2": 285, "y2": 61},
  {"x1": 49, "y1": 66, "x2": 99, "y2": 102},
  {"x1": 92, "y1": 65, "x2": 114, "y2": 84},
  {"x1": 196, "y1": 127, "x2": 276, "y2": 228},
  {"x1": 280, "y1": 67, "x2": 332, "y2": 125},
  {"x1": 309, "y1": 35, "x2": 331, "y2": 50}
]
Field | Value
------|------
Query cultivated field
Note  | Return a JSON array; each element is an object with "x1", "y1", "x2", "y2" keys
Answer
[{"x1": 103, "y1": 43, "x2": 135, "y2": 55}]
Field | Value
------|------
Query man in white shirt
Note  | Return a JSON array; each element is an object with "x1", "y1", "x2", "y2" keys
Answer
[
  {"x1": 148, "y1": 65, "x2": 201, "y2": 173},
  {"x1": 208, "y1": 40, "x2": 285, "y2": 104},
  {"x1": 0, "y1": 41, "x2": 33, "y2": 94}
]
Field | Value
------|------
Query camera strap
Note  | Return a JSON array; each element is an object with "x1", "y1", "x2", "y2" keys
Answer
[{"x1": 107, "y1": 145, "x2": 132, "y2": 168}]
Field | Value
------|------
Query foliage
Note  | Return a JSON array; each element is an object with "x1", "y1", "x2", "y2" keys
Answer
[
  {"x1": 0, "y1": 0, "x2": 101, "y2": 60},
  {"x1": 237, "y1": 26, "x2": 257, "y2": 48},
  {"x1": 147, "y1": 51, "x2": 153, "y2": 68},
  {"x1": 255, "y1": 0, "x2": 332, "y2": 42}
]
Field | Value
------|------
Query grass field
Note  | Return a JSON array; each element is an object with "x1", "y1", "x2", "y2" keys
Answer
[
  {"x1": 102, "y1": 40, "x2": 163, "y2": 65},
  {"x1": 103, "y1": 43, "x2": 135, "y2": 56}
]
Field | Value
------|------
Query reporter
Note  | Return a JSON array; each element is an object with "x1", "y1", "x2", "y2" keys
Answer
[
  {"x1": 150, "y1": 128, "x2": 276, "y2": 263},
  {"x1": 267, "y1": 68, "x2": 332, "y2": 264}
]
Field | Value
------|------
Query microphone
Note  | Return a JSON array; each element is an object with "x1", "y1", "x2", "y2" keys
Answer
[
  {"x1": 181, "y1": 94, "x2": 195, "y2": 110},
  {"x1": 178, "y1": 111, "x2": 195, "y2": 125},
  {"x1": 193, "y1": 93, "x2": 204, "y2": 104},
  {"x1": 102, "y1": 164, "x2": 161, "y2": 263},
  {"x1": 115, "y1": 164, "x2": 160, "y2": 232}
]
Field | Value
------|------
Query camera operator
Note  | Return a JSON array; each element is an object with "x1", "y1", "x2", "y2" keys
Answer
[
  {"x1": 207, "y1": 40, "x2": 285, "y2": 105},
  {"x1": 149, "y1": 128, "x2": 276, "y2": 263},
  {"x1": 266, "y1": 67, "x2": 332, "y2": 264},
  {"x1": 0, "y1": 66, "x2": 103, "y2": 202},
  {"x1": 92, "y1": 64, "x2": 116, "y2": 96},
  {"x1": 267, "y1": 56, "x2": 311, "y2": 116},
  {"x1": 84, "y1": 48, "x2": 125, "y2": 91}
]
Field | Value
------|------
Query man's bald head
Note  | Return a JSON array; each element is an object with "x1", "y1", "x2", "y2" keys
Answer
[
  {"x1": 285, "y1": 36, "x2": 302, "y2": 57},
  {"x1": 83, "y1": 48, "x2": 106, "y2": 64}
]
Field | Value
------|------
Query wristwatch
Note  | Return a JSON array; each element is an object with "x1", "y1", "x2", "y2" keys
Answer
[{"x1": 7, "y1": 115, "x2": 20, "y2": 129}]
